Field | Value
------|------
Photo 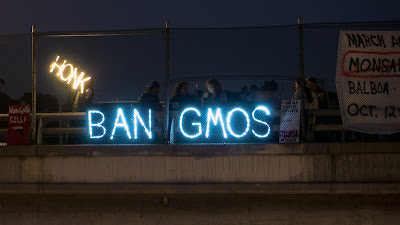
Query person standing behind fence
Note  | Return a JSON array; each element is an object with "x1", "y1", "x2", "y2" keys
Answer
[
  {"x1": 64, "y1": 80, "x2": 94, "y2": 112},
  {"x1": 306, "y1": 76, "x2": 332, "y2": 141},
  {"x1": 292, "y1": 78, "x2": 319, "y2": 141},
  {"x1": 201, "y1": 79, "x2": 227, "y2": 106},
  {"x1": 292, "y1": 78, "x2": 318, "y2": 110},
  {"x1": 138, "y1": 81, "x2": 160, "y2": 104},
  {"x1": 305, "y1": 76, "x2": 330, "y2": 109},
  {"x1": 170, "y1": 81, "x2": 194, "y2": 109}
]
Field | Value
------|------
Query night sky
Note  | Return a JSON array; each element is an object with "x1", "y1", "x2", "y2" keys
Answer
[{"x1": 2, "y1": 0, "x2": 400, "y2": 33}]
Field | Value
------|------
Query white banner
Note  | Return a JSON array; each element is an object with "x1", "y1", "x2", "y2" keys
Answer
[{"x1": 336, "y1": 31, "x2": 400, "y2": 134}]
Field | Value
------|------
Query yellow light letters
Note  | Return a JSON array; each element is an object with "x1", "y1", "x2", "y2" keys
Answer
[{"x1": 50, "y1": 56, "x2": 92, "y2": 93}]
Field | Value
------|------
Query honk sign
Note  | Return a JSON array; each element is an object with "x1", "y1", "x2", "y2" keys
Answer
[{"x1": 50, "y1": 56, "x2": 91, "y2": 93}]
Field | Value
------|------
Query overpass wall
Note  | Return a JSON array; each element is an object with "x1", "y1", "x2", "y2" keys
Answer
[
  {"x1": 1, "y1": 143, "x2": 400, "y2": 225},
  {"x1": 0, "y1": 143, "x2": 399, "y2": 193}
]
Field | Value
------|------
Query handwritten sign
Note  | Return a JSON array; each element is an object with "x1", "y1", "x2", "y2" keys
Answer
[
  {"x1": 279, "y1": 100, "x2": 300, "y2": 143},
  {"x1": 336, "y1": 31, "x2": 400, "y2": 134},
  {"x1": 7, "y1": 105, "x2": 30, "y2": 145},
  {"x1": 50, "y1": 56, "x2": 91, "y2": 93}
]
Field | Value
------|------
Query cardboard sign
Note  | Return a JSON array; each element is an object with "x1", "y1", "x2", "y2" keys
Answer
[
  {"x1": 7, "y1": 105, "x2": 30, "y2": 145},
  {"x1": 279, "y1": 100, "x2": 300, "y2": 143},
  {"x1": 336, "y1": 31, "x2": 400, "y2": 134}
]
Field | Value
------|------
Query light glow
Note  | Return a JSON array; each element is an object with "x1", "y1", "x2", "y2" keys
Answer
[
  {"x1": 251, "y1": 106, "x2": 271, "y2": 138},
  {"x1": 110, "y1": 108, "x2": 131, "y2": 140},
  {"x1": 179, "y1": 107, "x2": 202, "y2": 138},
  {"x1": 88, "y1": 110, "x2": 106, "y2": 139},
  {"x1": 226, "y1": 108, "x2": 250, "y2": 138},
  {"x1": 50, "y1": 56, "x2": 92, "y2": 93},
  {"x1": 206, "y1": 108, "x2": 227, "y2": 139},
  {"x1": 134, "y1": 109, "x2": 152, "y2": 139}
]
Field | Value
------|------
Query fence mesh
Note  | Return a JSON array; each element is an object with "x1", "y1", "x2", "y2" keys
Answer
[
  {"x1": 0, "y1": 33, "x2": 31, "y2": 143},
  {"x1": 168, "y1": 26, "x2": 299, "y2": 144},
  {"x1": 1, "y1": 21, "x2": 400, "y2": 145}
]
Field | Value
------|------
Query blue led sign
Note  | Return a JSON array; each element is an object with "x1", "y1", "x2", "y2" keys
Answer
[
  {"x1": 86, "y1": 103, "x2": 157, "y2": 144},
  {"x1": 177, "y1": 106, "x2": 271, "y2": 143},
  {"x1": 87, "y1": 104, "x2": 273, "y2": 144}
]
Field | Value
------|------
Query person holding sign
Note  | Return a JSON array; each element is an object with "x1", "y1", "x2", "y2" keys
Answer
[{"x1": 292, "y1": 78, "x2": 319, "y2": 141}]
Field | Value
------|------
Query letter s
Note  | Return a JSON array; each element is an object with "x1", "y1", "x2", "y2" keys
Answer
[{"x1": 251, "y1": 106, "x2": 271, "y2": 138}]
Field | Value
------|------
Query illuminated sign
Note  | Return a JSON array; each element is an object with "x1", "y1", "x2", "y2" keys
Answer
[
  {"x1": 88, "y1": 108, "x2": 153, "y2": 143},
  {"x1": 50, "y1": 56, "x2": 91, "y2": 93},
  {"x1": 87, "y1": 104, "x2": 273, "y2": 144},
  {"x1": 178, "y1": 106, "x2": 271, "y2": 142}
]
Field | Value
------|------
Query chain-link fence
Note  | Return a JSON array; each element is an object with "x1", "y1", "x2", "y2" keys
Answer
[{"x1": 1, "y1": 21, "x2": 400, "y2": 144}]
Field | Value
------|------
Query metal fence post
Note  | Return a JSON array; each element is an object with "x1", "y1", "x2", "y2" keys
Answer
[
  {"x1": 298, "y1": 17, "x2": 307, "y2": 141},
  {"x1": 164, "y1": 21, "x2": 171, "y2": 143},
  {"x1": 31, "y1": 25, "x2": 37, "y2": 143}
]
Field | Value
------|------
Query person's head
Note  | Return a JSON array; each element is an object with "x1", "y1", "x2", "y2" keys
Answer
[
  {"x1": 171, "y1": 82, "x2": 189, "y2": 97},
  {"x1": 305, "y1": 76, "x2": 318, "y2": 91},
  {"x1": 145, "y1": 81, "x2": 160, "y2": 96},
  {"x1": 295, "y1": 78, "x2": 301, "y2": 92},
  {"x1": 205, "y1": 79, "x2": 223, "y2": 96},
  {"x1": 84, "y1": 81, "x2": 94, "y2": 100}
]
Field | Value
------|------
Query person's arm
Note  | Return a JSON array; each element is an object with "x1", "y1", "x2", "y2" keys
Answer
[
  {"x1": 138, "y1": 93, "x2": 144, "y2": 102},
  {"x1": 201, "y1": 92, "x2": 209, "y2": 107}
]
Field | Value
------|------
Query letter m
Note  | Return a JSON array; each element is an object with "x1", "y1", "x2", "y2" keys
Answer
[{"x1": 345, "y1": 33, "x2": 358, "y2": 48}]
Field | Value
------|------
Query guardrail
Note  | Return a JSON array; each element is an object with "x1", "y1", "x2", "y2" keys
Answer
[
  {"x1": 0, "y1": 109, "x2": 346, "y2": 144},
  {"x1": 306, "y1": 108, "x2": 344, "y2": 142}
]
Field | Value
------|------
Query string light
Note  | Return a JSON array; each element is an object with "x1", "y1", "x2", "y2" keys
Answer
[
  {"x1": 88, "y1": 110, "x2": 106, "y2": 139},
  {"x1": 251, "y1": 106, "x2": 271, "y2": 138},
  {"x1": 179, "y1": 107, "x2": 202, "y2": 138},
  {"x1": 110, "y1": 108, "x2": 131, "y2": 140},
  {"x1": 50, "y1": 56, "x2": 91, "y2": 93},
  {"x1": 206, "y1": 108, "x2": 227, "y2": 139},
  {"x1": 134, "y1": 109, "x2": 152, "y2": 139},
  {"x1": 226, "y1": 108, "x2": 250, "y2": 138}
]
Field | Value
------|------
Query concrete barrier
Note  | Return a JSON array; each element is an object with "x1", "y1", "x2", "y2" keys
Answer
[
  {"x1": 1, "y1": 143, "x2": 400, "y2": 225},
  {"x1": 1, "y1": 143, "x2": 400, "y2": 194}
]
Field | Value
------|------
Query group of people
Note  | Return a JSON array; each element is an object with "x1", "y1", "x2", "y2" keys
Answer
[
  {"x1": 137, "y1": 79, "x2": 282, "y2": 110},
  {"x1": 291, "y1": 76, "x2": 331, "y2": 141},
  {"x1": 291, "y1": 76, "x2": 330, "y2": 110}
]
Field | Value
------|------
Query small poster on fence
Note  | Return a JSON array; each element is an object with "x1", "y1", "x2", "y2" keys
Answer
[
  {"x1": 279, "y1": 100, "x2": 300, "y2": 143},
  {"x1": 336, "y1": 31, "x2": 400, "y2": 134},
  {"x1": 7, "y1": 105, "x2": 30, "y2": 146}
]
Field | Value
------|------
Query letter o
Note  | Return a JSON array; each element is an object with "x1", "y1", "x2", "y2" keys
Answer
[
  {"x1": 226, "y1": 108, "x2": 250, "y2": 138},
  {"x1": 347, "y1": 103, "x2": 359, "y2": 116}
]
